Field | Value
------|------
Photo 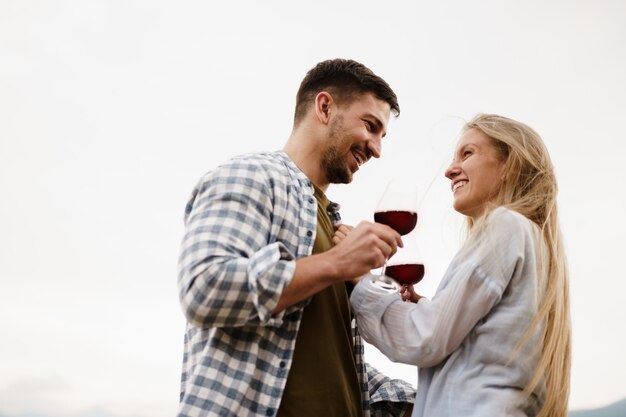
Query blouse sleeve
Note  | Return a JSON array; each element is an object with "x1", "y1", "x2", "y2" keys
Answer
[{"x1": 350, "y1": 208, "x2": 533, "y2": 368}]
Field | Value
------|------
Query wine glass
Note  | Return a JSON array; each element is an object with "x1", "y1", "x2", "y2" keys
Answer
[
  {"x1": 384, "y1": 233, "x2": 426, "y2": 289},
  {"x1": 371, "y1": 179, "x2": 420, "y2": 292}
]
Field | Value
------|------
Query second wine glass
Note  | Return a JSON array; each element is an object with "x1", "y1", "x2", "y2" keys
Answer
[{"x1": 385, "y1": 233, "x2": 426, "y2": 288}]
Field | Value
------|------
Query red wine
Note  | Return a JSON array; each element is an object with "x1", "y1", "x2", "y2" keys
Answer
[
  {"x1": 385, "y1": 263, "x2": 425, "y2": 286},
  {"x1": 374, "y1": 210, "x2": 417, "y2": 236}
]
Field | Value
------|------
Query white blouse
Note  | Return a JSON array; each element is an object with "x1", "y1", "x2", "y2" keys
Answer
[{"x1": 351, "y1": 208, "x2": 547, "y2": 417}]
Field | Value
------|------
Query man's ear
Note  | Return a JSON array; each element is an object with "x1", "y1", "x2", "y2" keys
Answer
[{"x1": 314, "y1": 91, "x2": 334, "y2": 125}]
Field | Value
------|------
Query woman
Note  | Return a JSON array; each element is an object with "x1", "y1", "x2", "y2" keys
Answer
[{"x1": 350, "y1": 114, "x2": 571, "y2": 416}]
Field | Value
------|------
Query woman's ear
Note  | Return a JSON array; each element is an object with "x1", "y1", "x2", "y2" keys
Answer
[
  {"x1": 500, "y1": 167, "x2": 507, "y2": 181},
  {"x1": 499, "y1": 156, "x2": 509, "y2": 181}
]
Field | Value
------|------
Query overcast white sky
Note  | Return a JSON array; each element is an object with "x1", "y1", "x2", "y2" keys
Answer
[{"x1": 1, "y1": 1, "x2": 625, "y2": 416}]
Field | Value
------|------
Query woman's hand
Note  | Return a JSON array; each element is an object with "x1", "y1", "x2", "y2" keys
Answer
[{"x1": 400, "y1": 284, "x2": 423, "y2": 303}]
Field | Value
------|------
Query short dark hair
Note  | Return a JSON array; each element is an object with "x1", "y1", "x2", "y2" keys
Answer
[{"x1": 293, "y1": 58, "x2": 400, "y2": 125}]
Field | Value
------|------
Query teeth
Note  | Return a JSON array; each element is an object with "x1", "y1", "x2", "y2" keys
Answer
[
  {"x1": 353, "y1": 152, "x2": 364, "y2": 166},
  {"x1": 453, "y1": 181, "x2": 467, "y2": 192}
]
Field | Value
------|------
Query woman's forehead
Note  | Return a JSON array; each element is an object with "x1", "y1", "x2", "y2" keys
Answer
[{"x1": 456, "y1": 128, "x2": 490, "y2": 149}]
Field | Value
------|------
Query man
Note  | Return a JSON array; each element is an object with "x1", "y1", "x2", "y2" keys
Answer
[{"x1": 177, "y1": 58, "x2": 415, "y2": 417}]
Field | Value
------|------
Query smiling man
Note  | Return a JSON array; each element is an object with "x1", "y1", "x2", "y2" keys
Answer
[{"x1": 176, "y1": 59, "x2": 415, "y2": 417}]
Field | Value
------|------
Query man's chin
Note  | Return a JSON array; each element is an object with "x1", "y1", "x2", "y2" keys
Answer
[
  {"x1": 326, "y1": 165, "x2": 354, "y2": 185},
  {"x1": 331, "y1": 173, "x2": 353, "y2": 185}
]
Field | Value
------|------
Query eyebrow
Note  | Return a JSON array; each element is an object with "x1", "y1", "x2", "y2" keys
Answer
[{"x1": 458, "y1": 143, "x2": 478, "y2": 152}]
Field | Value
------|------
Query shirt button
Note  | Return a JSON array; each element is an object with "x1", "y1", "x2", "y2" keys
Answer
[
  {"x1": 306, "y1": 230, "x2": 312, "y2": 237},
  {"x1": 308, "y1": 197, "x2": 314, "y2": 204},
  {"x1": 266, "y1": 408, "x2": 274, "y2": 416},
  {"x1": 279, "y1": 361, "x2": 286, "y2": 368}
]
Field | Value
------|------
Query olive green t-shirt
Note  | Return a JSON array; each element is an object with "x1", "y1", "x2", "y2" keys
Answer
[{"x1": 276, "y1": 186, "x2": 361, "y2": 417}]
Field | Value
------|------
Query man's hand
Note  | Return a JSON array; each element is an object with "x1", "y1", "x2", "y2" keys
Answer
[
  {"x1": 273, "y1": 221, "x2": 401, "y2": 313},
  {"x1": 327, "y1": 220, "x2": 402, "y2": 282},
  {"x1": 332, "y1": 223, "x2": 353, "y2": 246},
  {"x1": 332, "y1": 224, "x2": 361, "y2": 285}
]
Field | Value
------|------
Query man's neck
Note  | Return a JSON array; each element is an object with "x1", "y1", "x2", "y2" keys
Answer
[{"x1": 283, "y1": 129, "x2": 329, "y2": 191}]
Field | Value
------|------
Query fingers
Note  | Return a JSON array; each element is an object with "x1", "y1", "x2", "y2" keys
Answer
[
  {"x1": 368, "y1": 221, "x2": 402, "y2": 257},
  {"x1": 400, "y1": 285, "x2": 412, "y2": 302},
  {"x1": 327, "y1": 221, "x2": 404, "y2": 279},
  {"x1": 332, "y1": 224, "x2": 353, "y2": 245},
  {"x1": 373, "y1": 233, "x2": 397, "y2": 261},
  {"x1": 400, "y1": 285, "x2": 423, "y2": 303},
  {"x1": 336, "y1": 224, "x2": 354, "y2": 235},
  {"x1": 355, "y1": 221, "x2": 402, "y2": 262},
  {"x1": 371, "y1": 221, "x2": 403, "y2": 250}
]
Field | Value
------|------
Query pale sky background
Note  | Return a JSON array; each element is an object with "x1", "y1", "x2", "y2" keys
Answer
[{"x1": 1, "y1": 1, "x2": 625, "y2": 416}]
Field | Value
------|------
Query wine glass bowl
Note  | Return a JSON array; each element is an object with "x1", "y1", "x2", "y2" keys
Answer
[
  {"x1": 384, "y1": 263, "x2": 425, "y2": 286},
  {"x1": 373, "y1": 178, "x2": 419, "y2": 236},
  {"x1": 384, "y1": 232, "x2": 425, "y2": 287},
  {"x1": 373, "y1": 210, "x2": 417, "y2": 236}
]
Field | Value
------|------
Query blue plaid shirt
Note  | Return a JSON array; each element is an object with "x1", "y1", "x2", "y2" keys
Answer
[{"x1": 177, "y1": 151, "x2": 415, "y2": 417}]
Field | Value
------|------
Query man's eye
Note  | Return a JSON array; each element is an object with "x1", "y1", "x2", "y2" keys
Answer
[
  {"x1": 463, "y1": 150, "x2": 472, "y2": 159},
  {"x1": 365, "y1": 121, "x2": 374, "y2": 131}
]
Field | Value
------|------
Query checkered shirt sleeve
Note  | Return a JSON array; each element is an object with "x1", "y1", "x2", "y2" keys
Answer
[{"x1": 353, "y1": 319, "x2": 416, "y2": 417}]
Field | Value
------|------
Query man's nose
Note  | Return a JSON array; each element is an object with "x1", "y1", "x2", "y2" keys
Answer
[{"x1": 368, "y1": 136, "x2": 382, "y2": 159}]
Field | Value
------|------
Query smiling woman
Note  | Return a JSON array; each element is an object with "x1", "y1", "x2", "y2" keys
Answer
[
  {"x1": 351, "y1": 113, "x2": 572, "y2": 417},
  {"x1": 445, "y1": 127, "x2": 508, "y2": 220}
]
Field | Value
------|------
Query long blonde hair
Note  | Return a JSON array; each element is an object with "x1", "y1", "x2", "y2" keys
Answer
[{"x1": 465, "y1": 114, "x2": 571, "y2": 417}]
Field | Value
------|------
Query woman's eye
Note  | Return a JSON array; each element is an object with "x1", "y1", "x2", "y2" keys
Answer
[{"x1": 463, "y1": 150, "x2": 472, "y2": 159}]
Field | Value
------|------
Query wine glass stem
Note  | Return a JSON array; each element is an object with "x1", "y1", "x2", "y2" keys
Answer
[{"x1": 379, "y1": 262, "x2": 398, "y2": 289}]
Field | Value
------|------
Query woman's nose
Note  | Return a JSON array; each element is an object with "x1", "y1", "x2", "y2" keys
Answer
[{"x1": 445, "y1": 161, "x2": 460, "y2": 179}]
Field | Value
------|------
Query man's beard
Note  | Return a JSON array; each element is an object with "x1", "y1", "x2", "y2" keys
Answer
[{"x1": 321, "y1": 116, "x2": 353, "y2": 184}]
